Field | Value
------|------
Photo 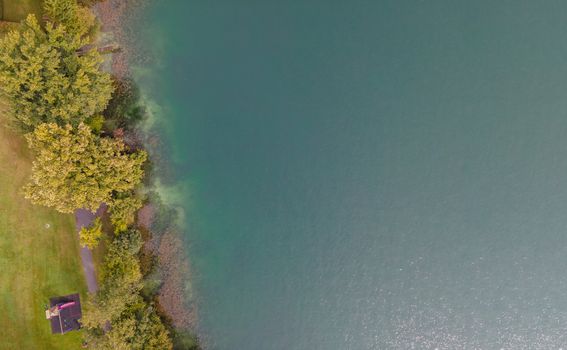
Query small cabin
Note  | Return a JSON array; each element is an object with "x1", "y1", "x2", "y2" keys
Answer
[{"x1": 45, "y1": 293, "x2": 82, "y2": 334}]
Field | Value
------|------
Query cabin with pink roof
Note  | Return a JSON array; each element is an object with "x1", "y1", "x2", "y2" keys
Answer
[{"x1": 45, "y1": 293, "x2": 82, "y2": 334}]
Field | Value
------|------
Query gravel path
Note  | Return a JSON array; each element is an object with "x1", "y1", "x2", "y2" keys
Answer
[{"x1": 75, "y1": 205, "x2": 106, "y2": 294}]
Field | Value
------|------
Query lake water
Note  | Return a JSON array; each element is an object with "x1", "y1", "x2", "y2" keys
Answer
[{"x1": 137, "y1": 1, "x2": 567, "y2": 349}]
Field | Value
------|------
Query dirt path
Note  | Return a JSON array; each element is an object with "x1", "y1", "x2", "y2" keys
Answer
[{"x1": 75, "y1": 205, "x2": 106, "y2": 294}]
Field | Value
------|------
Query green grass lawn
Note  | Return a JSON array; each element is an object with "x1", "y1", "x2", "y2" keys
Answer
[
  {"x1": 1, "y1": 0, "x2": 43, "y2": 22},
  {"x1": 0, "y1": 107, "x2": 87, "y2": 349}
]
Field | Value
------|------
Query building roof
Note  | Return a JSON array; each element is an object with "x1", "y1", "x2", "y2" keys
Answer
[{"x1": 48, "y1": 293, "x2": 82, "y2": 334}]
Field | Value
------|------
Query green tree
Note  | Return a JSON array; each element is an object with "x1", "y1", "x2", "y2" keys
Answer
[
  {"x1": 44, "y1": 0, "x2": 96, "y2": 38},
  {"x1": 0, "y1": 15, "x2": 112, "y2": 130},
  {"x1": 110, "y1": 193, "x2": 143, "y2": 234},
  {"x1": 82, "y1": 230, "x2": 144, "y2": 328},
  {"x1": 80, "y1": 217, "x2": 103, "y2": 249},
  {"x1": 24, "y1": 123, "x2": 147, "y2": 213},
  {"x1": 83, "y1": 230, "x2": 172, "y2": 349},
  {"x1": 124, "y1": 306, "x2": 173, "y2": 350},
  {"x1": 87, "y1": 306, "x2": 172, "y2": 350}
]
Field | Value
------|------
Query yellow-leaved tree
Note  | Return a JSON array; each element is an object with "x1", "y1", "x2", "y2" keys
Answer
[
  {"x1": 0, "y1": 15, "x2": 112, "y2": 130},
  {"x1": 109, "y1": 193, "x2": 144, "y2": 234},
  {"x1": 44, "y1": 0, "x2": 97, "y2": 39},
  {"x1": 79, "y1": 217, "x2": 103, "y2": 249},
  {"x1": 24, "y1": 123, "x2": 147, "y2": 213}
]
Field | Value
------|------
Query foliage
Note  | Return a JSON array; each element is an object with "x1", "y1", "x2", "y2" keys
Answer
[
  {"x1": 43, "y1": 0, "x2": 76, "y2": 24},
  {"x1": 0, "y1": 15, "x2": 112, "y2": 130},
  {"x1": 23, "y1": 123, "x2": 147, "y2": 213},
  {"x1": 77, "y1": 0, "x2": 105, "y2": 7},
  {"x1": 83, "y1": 230, "x2": 144, "y2": 328},
  {"x1": 83, "y1": 230, "x2": 173, "y2": 349},
  {"x1": 86, "y1": 114, "x2": 105, "y2": 134},
  {"x1": 104, "y1": 78, "x2": 146, "y2": 130},
  {"x1": 85, "y1": 306, "x2": 172, "y2": 350},
  {"x1": 110, "y1": 193, "x2": 144, "y2": 234},
  {"x1": 114, "y1": 306, "x2": 172, "y2": 350},
  {"x1": 80, "y1": 217, "x2": 103, "y2": 249},
  {"x1": 44, "y1": 0, "x2": 96, "y2": 38}
]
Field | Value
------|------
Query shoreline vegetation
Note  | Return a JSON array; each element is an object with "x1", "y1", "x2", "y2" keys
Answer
[{"x1": 0, "y1": 0, "x2": 199, "y2": 349}]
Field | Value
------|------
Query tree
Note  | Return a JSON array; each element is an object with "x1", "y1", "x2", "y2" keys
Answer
[
  {"x1": 80, "y1": 217, "x2": 103, "y2": 249},
  {"x1": 86, "y1": 114, "x2": 105, "y2": 134},
  {"x1": 0, "y1": 15, "x2": 112, "y2": 130},
  {"x1": 24, "y1": 123, "x2": 147, "y2": 213},
  {"x1": 82, "y1": 230, "x2": 144, "y2": 328},
  {"x1": 125, "y1": 306, "x2": 173, "y2": 350},
  {"x1": 85, "y1": 306, "x2": 173, "y2": 350},
  {"x1": 44, "y1": 0, "x2": 96, "y2": 38},
  {"x1": 83, "y1": 230, "x2": 173, "y2": 349},
  {"x1": 45, "y1": 0, "x2": 98, "y2": 40},
  {"x1": 110, "y1": 193, "x2": 143, "y2": 234}
]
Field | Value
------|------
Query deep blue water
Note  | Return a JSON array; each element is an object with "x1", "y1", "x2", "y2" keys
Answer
[{"x1": 138, "y1": 1, "x2": 567, "y2": 348}]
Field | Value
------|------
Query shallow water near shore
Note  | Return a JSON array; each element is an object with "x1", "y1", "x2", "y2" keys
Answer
[{"x1": 136, "y1": 1, "x2": 567, "y2": 349}]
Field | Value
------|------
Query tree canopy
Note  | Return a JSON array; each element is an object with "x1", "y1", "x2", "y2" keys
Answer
[
  {"x1": 79, "y1": 217, "x2": 103, "y2": 249},
  {"x1": 44, "y1": 0, "x2": 96, "y2": 38},
  {"x1": 85, "y1": 305, "x2": 172, "y2": 350},
  {"x1": 83, "y1": 230, "x2": 173, "y2": 350},
  {"x1": 110, "y1": 193, "x2": 144, "y2": 234},
  {"x1": 24, "y1": 123, "x2": 147, "y2": 213},
  {"x1": 0, "y1": 15, "x2": 112, "y2": 130}
]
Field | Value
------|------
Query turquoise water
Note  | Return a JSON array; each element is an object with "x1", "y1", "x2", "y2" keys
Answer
[{"x1": 138, "y1": 1, "x2": 567, "y2": 349}]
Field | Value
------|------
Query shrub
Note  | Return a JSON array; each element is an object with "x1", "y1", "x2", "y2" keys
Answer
[
  {"x1": 83, "y1": 230, "x2": 173, "y2": 349},
  {"x1": 79, "y1": 218, "x2": 103, "y2": 249},
  {"x1": 86, "y1": 114, "x2": 105, "y2": 134},
  {"x1": 110, "y1": 193, "x2": 144, "y2": 234}
]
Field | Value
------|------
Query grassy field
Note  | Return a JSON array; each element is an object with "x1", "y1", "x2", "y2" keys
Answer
[
  {"x1": 1, "y1": 0, "x2": 43, "y2": 22},
  {"x1": 0, "y1": 106, "x2": 87, "y2": 349}
]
